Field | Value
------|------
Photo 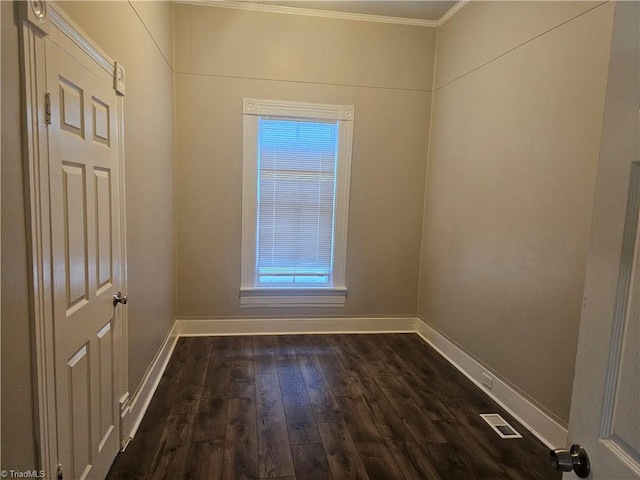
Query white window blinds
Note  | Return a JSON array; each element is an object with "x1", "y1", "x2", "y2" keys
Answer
[{"x1": 257, "y1": 117, "x2": 338, "y2": 285}]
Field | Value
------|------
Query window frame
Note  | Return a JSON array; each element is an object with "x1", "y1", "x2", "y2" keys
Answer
[{"x1": 240, "y1": 98, "x2": 354, "y2": 308}]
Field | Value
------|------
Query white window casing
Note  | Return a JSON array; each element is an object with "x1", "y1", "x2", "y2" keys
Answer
[{"x1": 241, "y1": 98, "x2": 354, "y2": 308}]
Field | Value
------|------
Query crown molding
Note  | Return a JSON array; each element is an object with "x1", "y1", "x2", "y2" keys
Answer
[
  {"x1": 176, "y1": 0, "x2": 440, "y2": 27},
  {"x1": 437, "y1": 0, "x2": 469, "y2": 26}
]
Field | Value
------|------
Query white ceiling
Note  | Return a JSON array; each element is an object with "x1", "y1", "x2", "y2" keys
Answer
[{"x1": 231, "y1": 1, "x2": 459, "y2": 22}]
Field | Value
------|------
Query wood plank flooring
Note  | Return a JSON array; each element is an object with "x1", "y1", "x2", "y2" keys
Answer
[{"x1": 106, "y1": 334, "x2": 558, "y2": 480}]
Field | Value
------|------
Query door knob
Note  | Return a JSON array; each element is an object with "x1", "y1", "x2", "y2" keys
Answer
[
  {"x1": 550, "y1": 444, "x2": 590, "y2": 478},
  {"x1": 113, "y1": 291, "x2": 128, "y2": 306}
]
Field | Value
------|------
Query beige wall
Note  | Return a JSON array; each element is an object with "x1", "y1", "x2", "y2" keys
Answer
[
  {"x1": 130, "y1": 1, "x2": 175, "y2": 68},
  {"x1": 418, "y1": 2, "x2": 614, "y2": 422},
  {"x1": 175, "y1": 4, "x2": 435, "y2": 318},
  {"x1": 174, "y1": 4, "x2": 435, "y2": 91},
  {"x1": 1, "y1": 2, "x2": 176, "y2": 468},
  {"x1": 434, "y1": 1, "x2": 605, "y2": 89}
]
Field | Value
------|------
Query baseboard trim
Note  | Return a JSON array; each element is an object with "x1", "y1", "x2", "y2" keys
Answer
[
  {"x1": 415, "y1": 317, "x2": 568, "y2": 449},
  {"x1": 175, "y1": 316, "x2": 416, "y2": 336},
  {"x1": 122, "y1": 321, "x2": 179, "y2": 447}
]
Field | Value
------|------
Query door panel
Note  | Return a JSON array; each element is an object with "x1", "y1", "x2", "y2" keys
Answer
[
  {"x1": 59, "y1": 77, "x2": 84, "y2": 136},
  {"x1": 67, "y1": 344, "x2": 92, "y2": 480},
  {"x1": 609, "y1": 313, "x2": 639, "y2": 453},
  {"x1": 95, "y1": 168, "x2": 113, "y2": 292},
  {"x1": 92, "y1": 97, "x2": 110, "y2": 146},
  {"x1": 62, "y1": 162, "x2": 89, "y2": 311},
  {"x1": 97, "y1": 320, "x2": 115, "y2": 451},
  {"x1": 47, "y1": 32, "x2": 122, "y2": 480},
  {"x1": 598, "y1": 165, "x2": 640, "y2": 473},
  {"x1": 567, "y1": 2, "x2": 640, "y2": 478}
]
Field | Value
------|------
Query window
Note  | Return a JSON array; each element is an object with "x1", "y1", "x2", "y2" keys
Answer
[{"x1": 241, "y1": 98, "x2": 354, "y2": 307}]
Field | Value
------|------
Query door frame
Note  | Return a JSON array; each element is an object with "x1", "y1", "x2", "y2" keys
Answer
[{"x1": 18, "y1": 1, "x2": 129, "y2": 474}]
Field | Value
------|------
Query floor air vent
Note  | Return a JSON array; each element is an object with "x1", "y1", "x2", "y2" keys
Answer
[{"x1": 480, "y1": 414, "x2": 522, "y2": 439}]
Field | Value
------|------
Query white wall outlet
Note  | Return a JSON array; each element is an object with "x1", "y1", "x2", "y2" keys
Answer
[{"x1": 482, "y1": 372, "x2": 494, "y2": 390}]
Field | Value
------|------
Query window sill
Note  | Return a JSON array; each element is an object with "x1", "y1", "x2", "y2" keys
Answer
[{"x1": 240, "y1": 287, "x2": 346, "y2": 308}]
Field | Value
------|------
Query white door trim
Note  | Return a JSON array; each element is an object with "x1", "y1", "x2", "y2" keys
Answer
[{"x1": 18, "y1": 1, "x2": 129, "y2": 473}]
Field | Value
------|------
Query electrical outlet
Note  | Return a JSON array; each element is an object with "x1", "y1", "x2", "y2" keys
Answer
[{"x1": 482, "y1": 372, "x2": 493, "y2": 390}]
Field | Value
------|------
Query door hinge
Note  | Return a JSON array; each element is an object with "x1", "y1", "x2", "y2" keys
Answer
[{"x1": 45, "y1": 93, "x2": 52, "y2": 125}]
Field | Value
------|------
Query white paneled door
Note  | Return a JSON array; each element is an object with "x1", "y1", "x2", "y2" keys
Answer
[
  {"x1": 565, "y1": 2, "x2": 639, "y2": 479},
  {"x1": 47, "y1": 30, "x2": 123, "y2": 480}
]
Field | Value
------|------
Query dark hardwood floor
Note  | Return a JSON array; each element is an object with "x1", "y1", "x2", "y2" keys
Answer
[{"x1": 106, "y1": 334, "x2": 558, "y2": 480}]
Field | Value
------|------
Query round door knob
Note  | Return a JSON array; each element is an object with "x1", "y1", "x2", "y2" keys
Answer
[
  {"x1": 550, "y1": 444, "x2": 590, "y2": 478},
  {"x1": 113, "y1": 291, "x2": 128, "y2": 306}
]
